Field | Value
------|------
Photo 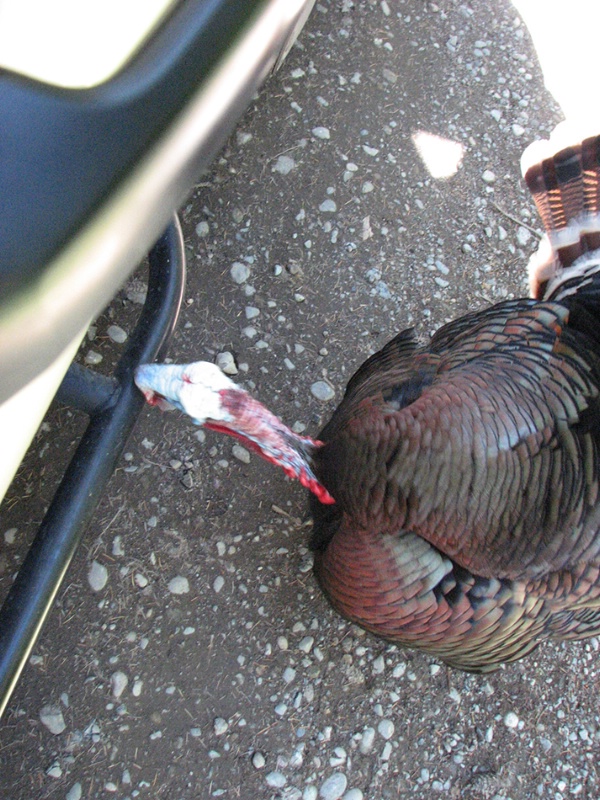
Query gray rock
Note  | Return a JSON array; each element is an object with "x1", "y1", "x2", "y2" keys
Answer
[{"x1": 39, "y1": 705, "x2": 66, "y2": 735}]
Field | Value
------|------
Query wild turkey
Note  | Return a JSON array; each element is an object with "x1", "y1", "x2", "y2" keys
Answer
[{"x1": 135, "y1": 128, "x2": 600, "y2": 671}]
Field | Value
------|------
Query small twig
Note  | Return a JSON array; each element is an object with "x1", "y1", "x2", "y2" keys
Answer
[{"x1": 490, "y1": 201, "x2": 541, "y2": 237}]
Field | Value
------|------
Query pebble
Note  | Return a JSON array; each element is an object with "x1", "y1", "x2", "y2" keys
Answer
[
  {"x1": 298, "y1": 635, "x2": 314, "y2": 653},
  {"x1": 266, "y1": 771, "x2": 287, "y2": 788},
  {"x1": 304, "y1": 788, "x2": 318, "y2": 800},
  {"x1": 377, "y1": 719, "x2": 395, "y2": 740},
  {"x1": 195, "y1": 220, "x2": 210, "y2": 237},
  {"x1": 135, "y1": 573, "x2": 148, "y2": 588},
  {"x1": 283, "y1": 667, "x2": 297, "y2": 684},
  {"x1": 504, "y1": 711, "x2": 519, "y2": 729},
  {"x1": 66, "y1": 784, "x2": 82, "y2": 800},
  {"x1": 319, "y1": 772, "x2": 347, "y2": 800},
  {"x1": 372, "y1": 655, "x2": 385, "y2": 674},
  {"x1": 3, "y1": 528, "x2": 16, "y2": 544},
  {"x1": 343, "y1": 791, "x2": 363, "y2": 800},
  {"x1": 482, "y1": 169, "x2": 496, "y2": 183},
  {"x1": 245, "y1": 306, "x2": 260, "y2": 319},
  {"x1": 111, "y1": 671, "x2": 128, "y2": 699},
  {"x1": 107, "y1": 324, "x2": 127, "y2": 343},
  {"x1": 39, "y1": 704, "x2": 66, "y2": 735},
  {"x1": 46, "y1": 761, "x2": 62, "y2": 778},
  {"x1": 213, "y1": 717, "x2": 229, "y2": 735},
  {"x1": 273, "y1": 155, "x2": 296, "y2": 174},
  {"x1": 310, "y1": 381, "x2": 335, "y2": 401},
  {"x1": 230, "y1": 262, "x2": 250, "y2": 284},
  {"x1": 312, "y1": 126, "x2": 330, "y2": 139},
  {"x1": 232, "y1": 444, "x2": 251, "y2": 464},
  {"x1": 516, "y1": 226, "x2": 531, "y2": 246},
  {"x1": 252, "y1": 751, "x2": 266, "y2": 769},
  {"x1": 112, "y1": 535, "x2": 124, "y2": 556},
  {"x1": 168, "y1": 576, "x2": 189, "y2": 595},
  {"x1": 87, "y1": 560, "x2": 108, "y2": 592},
  {"x1": 84, "y1": 350, "x2": 103, "y2": 365},
  {"x1": 213, "y1": 576, "x2": 225, "y2": 593},
  {"x1": 319, "y1": 199, "x2": 337, "y2": 213},
  {"x1": 216, "y1": 352, "x2": 238, "y2": 375},
  {"x1": 359, "y1": 727, "x2": 375, "y2": 754}
]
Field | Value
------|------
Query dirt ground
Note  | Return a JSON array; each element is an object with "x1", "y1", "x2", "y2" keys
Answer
[{"x1": 1, "y1": 1, "x2": 599, "y2": 799}]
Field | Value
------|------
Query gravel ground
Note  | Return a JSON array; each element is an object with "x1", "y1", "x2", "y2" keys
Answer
[{"x1": 1, "y1": 2, "x2": 599, "y2": 799}]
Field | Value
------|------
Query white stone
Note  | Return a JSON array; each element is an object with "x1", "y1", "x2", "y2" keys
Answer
[
  {"x1": 319, "y1": 772, "x2": 347, "y2": 800},
  {"x1": 319, "y1": 199, "x2": 337, "y2": 213},
  {"x1": 216, "y1": 351, "x2": 238, "y2": 375},
  {"x1": 213, "y1": 575, "x2": 225, "y2": 593},
  {"x1": 112, "y1": 535, "x2": 124, "y2": 557},
  {"x1": 213, "y1": 717, "x2": 229, "y2": 735},
  {"x1": 230, "y1": 262, "x2": 250, "y2": 284},
  {"x1": 310, "y1": 381, "x2": 335, "y2": 401},
  {"x1": 359, "y1": 726, "x2": 375, "y2": 754},
  {"x1": 88, "y1": 560, "x2": 108, "y2": 592},
  {"x1": 232, "y1": 444, "x2": 251, "y2": 464},
  {"x1": 66, "y1": 784, "x2": 82, "y2": 800},
  {"x1": 298, "y1": 636, "x2": 314, "y2": 653},
  {"x1": 107, "y1": 324, "x2": 127, "y2": 343},
  {"x1": 168, "y1": 576, "x2": 189, "y2": 595},
  {"x1": 342, "y1": 791, "x2": 364, "y2": 800},
  {"x1": 46, "y1": 761, "x2": 62, "y2": 778},
  {"x1": 39, "y1": 704, "x2": 66, "y2": 735},
  {"x1": 372, "y1": 655, "x2": 385, "y2": 674},
  {"x1": 504, "y1": 711, "x2": 519, "y2": 729},
  {"x1": 252, "y1": 751, "x2": 266, "y2": 769},
  {"x1": 195, "y1": 220, "x2": 210, "y2": 237},
  {"x1": 312, "y1": 127, "x2": 330, "y2": 139},
  {"x1": 266, "y1": 771, "x2": 287, "y2": 788},
  {"x1": 111, "y1": 671, "x2": 128, "y2": 699},
  {"x1": 482, "y1": 169, "x2": 496, "y2": 184},
  {"x1": 3, "y1": 527, "x2": 16, "y2": 544},
  {"x1": 273, "y1": 155, "x2": 296, "y2": 175},
  {"x1": 283, "y1": 667, "x2": 296, "y2": 684},
  {"x1": 378, "y1": 719, "x2": 395, "y2": 740},
  {"x1": 134, "y1": 573, "x2": 148, "y2": 588}
]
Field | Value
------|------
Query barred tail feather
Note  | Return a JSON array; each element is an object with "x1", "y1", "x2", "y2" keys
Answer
[{"x1": 521, "y1": 124, "x2": 600, "y2": 301}]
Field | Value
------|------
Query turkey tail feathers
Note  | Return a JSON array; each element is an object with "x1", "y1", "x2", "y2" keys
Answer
[{"x1": 521, "y1": 127, "x2": 600, "y2": 300}]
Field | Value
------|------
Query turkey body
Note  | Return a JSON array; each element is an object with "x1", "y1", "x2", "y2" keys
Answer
[
  {"x1": 136, "y1": 130, "x2": 600, "y2": 671},
  {"x1": 310, "y1": 298, "x2": 600, "y2": 670},
  {"x1": 309, "y1": 132, "x2": 600, "y2": 671}
]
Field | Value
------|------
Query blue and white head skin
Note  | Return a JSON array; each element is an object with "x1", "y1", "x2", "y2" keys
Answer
[
  {"x1": 134, "y1": 360, "x2": 336, "y2": 505},
  {"x1": 135, "y1": 361, "x2": 238, "y2": 423}
]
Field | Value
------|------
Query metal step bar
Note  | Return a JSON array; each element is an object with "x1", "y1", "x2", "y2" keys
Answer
[{"x1": 0, "y1": 216, "x2": 186, "y2": 718}]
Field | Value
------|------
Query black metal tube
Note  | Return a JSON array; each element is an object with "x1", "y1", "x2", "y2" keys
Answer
[
  {"x1": 56, "y1": 363, "x2": 119, "y2": 415},
  {"x1": 0, "y1": 216, "x2": 186, "y2": 718}
]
